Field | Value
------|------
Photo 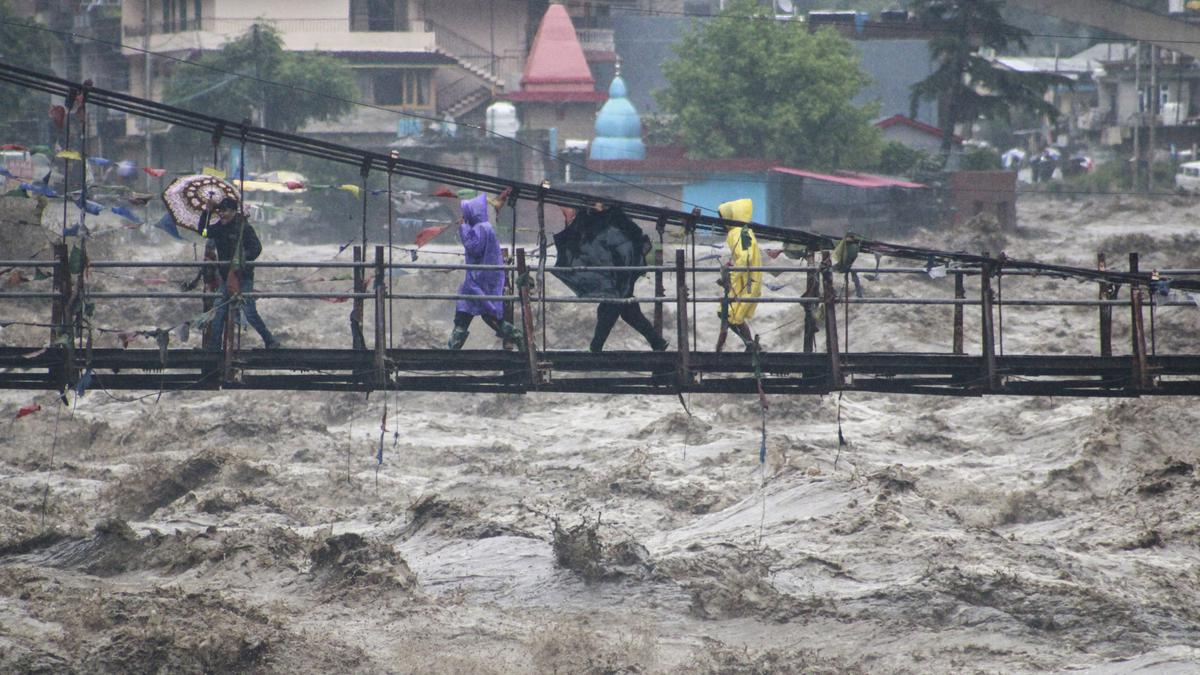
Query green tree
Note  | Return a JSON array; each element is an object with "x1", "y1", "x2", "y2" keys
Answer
[
  {"x1": 0, "y1": 1, "x2": 57, "y2": 135},
  {"x1": 878, "y1": 141, "x2": 929, "y2": 177},
  {"x1": 961, "y1": 145, "x2": 1001, "y2": 170},
  {"x1": 909, "y1": 0, "x2": 1071, "y2": 164},
  {"x1": 162, "y1": 24, "x2": 356, "y2": 134},
  {"x1": 657, "y1": 0, "x2": 881, "y2": 169}
]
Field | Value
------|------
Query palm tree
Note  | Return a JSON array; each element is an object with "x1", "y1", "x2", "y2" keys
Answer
[{"x1": 910, "y1": 0, "x2": 1072, "y2": 165}]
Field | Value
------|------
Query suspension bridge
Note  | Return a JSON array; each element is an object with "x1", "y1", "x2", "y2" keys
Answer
[{"x1": 3, "y1": 65, "x2": 1200, "y2": 399}]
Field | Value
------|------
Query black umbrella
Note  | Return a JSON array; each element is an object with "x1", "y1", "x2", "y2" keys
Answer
[{"x1": 551, "y1": 207, "x2": 650, "y2": 299}]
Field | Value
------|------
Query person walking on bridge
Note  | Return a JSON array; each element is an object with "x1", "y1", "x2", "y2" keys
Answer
[
  {"x1": 716, "y1": 198, "x2": 762, "y2": 352},
  {"x1": 447, "y1": 193, "x2": 523, "y2": 350},
  {"x1": 203, "y1": 196, "x2": 281, "y2": 350}
]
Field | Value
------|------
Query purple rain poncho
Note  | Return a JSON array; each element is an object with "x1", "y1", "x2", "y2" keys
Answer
[{"x1": 455, "y1": 194, "x2": 504, "y2": 319}]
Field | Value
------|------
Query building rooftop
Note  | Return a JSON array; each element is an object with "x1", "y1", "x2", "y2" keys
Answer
[
  {"x1": 517, "y1": 4, "x2": 596, "y2": 96},
  {"x1": 875, "y1": 114, "x2": 963, "y2": 143}
]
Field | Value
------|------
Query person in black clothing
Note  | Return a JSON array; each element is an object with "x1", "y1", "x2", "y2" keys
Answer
[
  {"x1": 591, "y1": 300, "x2": 667, "y2": 353},
  {"x1": 204, "y1": 196, "x2": 280, "y2": 349}
]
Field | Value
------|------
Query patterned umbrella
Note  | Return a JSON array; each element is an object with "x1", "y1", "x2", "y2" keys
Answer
[{"x1": 160, "y1": 174, "x2": 240, "y2": 234}]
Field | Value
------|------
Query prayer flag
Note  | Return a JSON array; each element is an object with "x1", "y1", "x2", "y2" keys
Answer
[
  {"x1": 154, "y1": 212, "x2": 183, "y2": 240},
  {"x1": 337, "y1": 184, "x2": 362, "y2": 198},
  {"x1": 56, "y1": 150, "x2": 82, "y2": 161},
  {"x1": 19, "y1": 182, "x2": 58, "y2": 198},
  {"x1": 143, "y1": 167, "x2": 167, "y2": 178},
  {"x1": 74, "y1": 369, "x2": 93, "y2": 397},
  {"x1": 202, "y1": 166, "x2": 226, "y2": 178},
  {"x1": 414, "y1": 224, "x2": 450, "y2": 248},
  {"x1": 76, "y1": 196, "x2": 103, "y2": 215},
  {"x1": 15, "y1": 403, "x2": 41, "y2": 420},
  {"x1": 285, "y1": 180, "x2": 304, "y2": 190},
  {"x1": 111, "y1": 205, "x2": 143, "y2": 223},
  {"x1": 87, "y1": 156, "x2": 112, "y2": 167},
  {"x1": 48, "y1": 105, "x2": 66, "y2": 129}
]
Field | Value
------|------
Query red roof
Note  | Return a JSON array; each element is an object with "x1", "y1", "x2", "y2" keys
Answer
[
  {"x1": 771, "y1": 167, "x2": 927, "y2": 189},
  {"x1": 519, "y1": 5, "x2": 596, "y2": 98},
  {"x1": 589, "y1": 158, "x2": 777, "y2": 174},
  {"x1": 875, "y1": 114, "x2": 963, "y2": 144},
  {"x1": 505, "y1": 90, "x2": 606, "y2": 103}
]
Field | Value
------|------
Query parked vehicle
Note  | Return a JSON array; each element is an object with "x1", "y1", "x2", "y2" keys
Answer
[{"x1": 1175, "y1": 161, "x2": 1200, "y2": 193}]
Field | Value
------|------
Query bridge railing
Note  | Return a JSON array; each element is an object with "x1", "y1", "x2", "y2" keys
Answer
[{"x1": 2, "y1": 245, "x2": 1198, "y2": 393}]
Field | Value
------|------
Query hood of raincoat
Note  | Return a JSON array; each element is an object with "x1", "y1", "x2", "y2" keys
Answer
[
  {"x1": 718, "y1": 198, "x2": 753, "y2": 224},
  {"x1": 461, "y1": 193, "x2": 489, "y2": 225}
]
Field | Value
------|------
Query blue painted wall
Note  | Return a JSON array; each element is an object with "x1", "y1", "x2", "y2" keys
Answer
[{"x1": 682, "y1": 174, "x2": 770, "y2": 221}]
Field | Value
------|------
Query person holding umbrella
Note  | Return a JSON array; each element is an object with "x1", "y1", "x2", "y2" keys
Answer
[
  {"x1": 203, "y1": 195, "x2": 281, "y2": 350},
  {"x1": 551, "y1": 205, "x2": 668, "y2": 353}
]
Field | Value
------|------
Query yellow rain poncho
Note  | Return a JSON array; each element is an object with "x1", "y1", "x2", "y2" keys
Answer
[{"x1": 718, "y1": 199, "x2": 762, "y2": 325}]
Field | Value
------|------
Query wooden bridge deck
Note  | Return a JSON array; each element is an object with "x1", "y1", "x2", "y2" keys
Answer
[{"x1": 4, "y1": 347, "x2": 1200, "y2": 397}]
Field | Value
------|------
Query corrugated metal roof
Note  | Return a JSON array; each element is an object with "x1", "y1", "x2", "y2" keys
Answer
[{"x1": 771, "y1": 167, "x2": 927, "y2": 189}]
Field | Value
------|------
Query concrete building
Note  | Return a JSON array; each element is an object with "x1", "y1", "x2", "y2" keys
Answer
[
  {"x1": 875, "y1": 114, "x2": 962, "y2": 156},
  {"x1": 118, "y1": 0, "x2": 534, "y2": 146},
  {"x1": 506, "y1": 4, "x2": 605, "y2": 151}
]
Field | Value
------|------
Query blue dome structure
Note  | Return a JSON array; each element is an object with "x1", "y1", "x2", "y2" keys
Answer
[{"x1": 590, "y1": 74, "x2": 646, "y2": 160}]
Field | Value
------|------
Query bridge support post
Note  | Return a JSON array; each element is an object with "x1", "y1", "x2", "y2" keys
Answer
[
  {"x1": 49, "y1": 243, "x2": 72, "y2": 389},
  {"x1": 953, "y1": 271, "x2": 965, "y2": 355},
  {"x1": 351, "y1": 246, "x2": 366, "y2": 350},
  {"x1": 373, "y1": 246, "x2": 387, "y2": 389},
  {"x1": 654, "y1": 246, "x2": 664, "y2": 340},
  {"x1": 675, "y1": 248, "x2": 690, "y2": 388},
  {"x1": 50, "y1": 244, "x2": 70, "y2": 345},
  {"x1": 516, "y1": 248, "x2": 540, "y2": 387},
  {"x1": 1129, "y1": 253, "x2": 1151, "y2": 391},
  {"x1": 980, "y1": 260, "x2": 998, "y2": 391},
  {"x1": 803, "y1": 248, "x2": 818, "y2": 354},
  {"x1": 820, "y1": 251, "x2": 842, "y2": 389},
  {"x1": 502, "y1": 247, "x2": 515, "y2": 351},
  {"x1": 1098, "y1": 253, "x2": 1114, "y2": 357}
]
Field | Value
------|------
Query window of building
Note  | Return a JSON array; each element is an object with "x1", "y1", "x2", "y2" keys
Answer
[
  {"x1": 160, "y1": 0, "x2": 199, "y2": 32},
  {"x1": 350, "y1": 0, "x2": 409, "y2": 32},
  {"x1": 372, "y1": 69, "x2": 431, "y2": 108}
]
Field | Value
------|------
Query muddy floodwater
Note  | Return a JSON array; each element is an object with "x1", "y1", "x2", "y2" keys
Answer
[{"x1": 2, "y1": 195, "x2": 1199, "y2": 673}]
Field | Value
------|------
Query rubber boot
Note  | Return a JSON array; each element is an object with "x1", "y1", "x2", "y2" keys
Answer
[
  {"x1": 447, "y1": 326, "x2": 469, "y2": 350},
  {"x1": 496, "y1": 321, "x2": 525, "y2": 351},
  {"x1": 731, "y1": 322, "x2": 757, "y2": 352}
]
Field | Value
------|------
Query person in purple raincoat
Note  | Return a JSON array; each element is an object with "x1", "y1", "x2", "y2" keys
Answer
[{"x1": 447, "y1": 193, "x2": 524, "y2": 349}]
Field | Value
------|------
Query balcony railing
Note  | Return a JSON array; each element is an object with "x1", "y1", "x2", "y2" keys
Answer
[
  {"x1": 124, "y1": 16, "x2": 428, "y2": 38},
  {"x1": 576, "y1": 28, "x2": 615, "y2": 53}
]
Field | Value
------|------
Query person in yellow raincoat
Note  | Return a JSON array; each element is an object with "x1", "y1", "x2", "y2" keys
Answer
[{"x1": 717, "y1": 198, "x2": 762, "y2": 351}]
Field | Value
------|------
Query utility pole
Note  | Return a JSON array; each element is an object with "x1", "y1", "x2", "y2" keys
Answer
[
  {"x1": 143, "y1": 0, "x2": 152, "y2": 192},
  {"x1": 1133, "y1": 41, "x2": 1141, "y2": 192},
  {"x1": 1149, "y1": 45, "x2": 1157, "y2": 193},
  {"x1": 254, "y1": 23, "x2": 268, "y2": 171}
]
